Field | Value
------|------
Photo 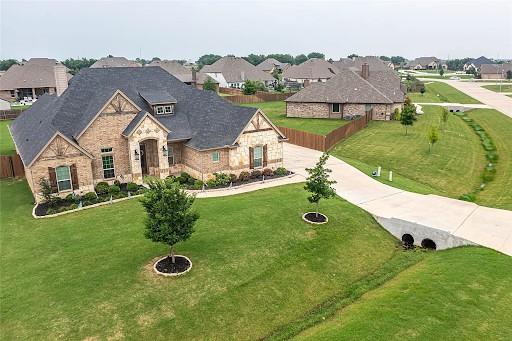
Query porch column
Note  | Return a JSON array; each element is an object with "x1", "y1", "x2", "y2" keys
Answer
[{"x1": 157, "y1": 138, "x2": 169, "y2": 179}]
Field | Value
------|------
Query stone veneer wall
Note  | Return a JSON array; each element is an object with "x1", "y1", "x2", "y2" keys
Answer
[
  {"x1": 25, "y1": 135, "x2": 94, "y2": 202},
  {"x1": 182, "y1": 146, "x2": 230, "y2": 181},
  {"x1": 286, "y1": 102, "x2": 330, "y2": 118}
]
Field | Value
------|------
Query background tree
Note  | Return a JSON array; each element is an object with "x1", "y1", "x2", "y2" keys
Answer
[
  {"x1": 62, "y1": 58, "x2": 97, "y2": 75},
  {"x1": 135, "y1": 57, "x2": 149, "y2": 66},
  {"x1": 441, "y1": 107, "x2": 449, "y2": 131},
  {"x1": 267, "y1": 53, "x2": 294, "y2": 64},
  {"x1": 202, "y1": 76, "x2": 217, "y2": 91},
  {"x1": 427, "y1": 126, "x2": 439, "y2": 152},
  {"x1": 141, "y1": 179, "x2": 199, "y2": 263},
  {"x1": 242, "y1": 80, "x2": 266, "y2": 95},
  {"x1": 294, "y1": 54, "x2": 308, "y2": 65},
  {"x1": 347, "y1": 53, "x2": 359, "y2": 59},
  {"x1": 196, "y1": 54, "x2": 222, "y2": 67},
  {"x1": 420, "y1": 87, "x2": 426, "y2": 96},
  {"x1": 390, "y1": 56, "x2": 406, "y2": 65},
  {"x1": 0, "y1": 59, "x2": 18, "y2": 71},
  {"x1": 379, "y1": 56, "x2": 391, "y2": 61},
  {"x1": 507, "y1": 70, "x2": 512, "y2": 80},
  {"x1": 401, "y1": 98, "x2": 416, "y2": 135},
  {"x1": 244, "y1": 54, "x2": 266, "y2": 66},
  {"x1": 438, "y1": 66, "x2": 445, "y2": 77},
  {"x1": 151, "y1": 57, "x2": 161, "y2": 62},
  {"x1": 307, "y1": 52, "x2": 325, "y2": 59},
  {"x1": 304, "y1": 153, "x2": 337, "y2": 218}
]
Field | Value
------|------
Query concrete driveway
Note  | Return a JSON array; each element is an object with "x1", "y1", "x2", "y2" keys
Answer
[
  {"x1": 283, "y1": 143, "x2": 512, "y2": 256},
  {"x1": 418, "y1": 78, "x2": 512, "y2": 118}
]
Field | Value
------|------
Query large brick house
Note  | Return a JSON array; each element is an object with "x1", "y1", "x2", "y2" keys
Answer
[
  {"x1": 285, "y1": 63, "x2": 404, "y2": 121},
  {"x1": 10, "y1": 67, "x2": 286, "y2": 202}
]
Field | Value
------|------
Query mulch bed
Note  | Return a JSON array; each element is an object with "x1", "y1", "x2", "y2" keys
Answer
[
  {"x1": 304, "y1": 212, "x2": 328, "y2": 223},
  {"x1": 155, "y1": 256, "x2": 191, "y2": 274}
]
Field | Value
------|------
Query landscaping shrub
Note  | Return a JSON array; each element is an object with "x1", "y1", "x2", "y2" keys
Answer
[
  {"x1": 65, "y1": 193, "x2": 74, "y2": 202},
  {"x1": 275, "y1": 167, "x2": 288, "y2": 176},
  {"x1": 250, "y1": 170, "x2": 262, "y2": 179},
  {"x1": 57, "y1": 206, "x2": 68, "y2": 213},
  {"x1": 69, "y1": 203, "x2": 78, "y2": 210},
  {"x1": 192, "y1": 180, "x2": 204, "y2": 190},
  {"x1": 108, "y1": 185, "x2": 121, "y2": 195},
  {"x1": 136, "y1": 188, "x2": 148, "y2": 195},
  {"x1": 238, "y1": 171, "x2": 250, "y2": 182},
  {"x1": 213, "y1": 173, "x2": 231, "y2": 186},
  {"x1": 229, "y1": 174, "x2": 237, "y2": 183},
  {"x1": 114, "y1": 179, "x2": 121, "y2": 187},
  {"x1": 262, "y1": 168, "x2": 273, "y2": 177},
  {"x1": 392, "y1": 108, "x2": 401, "y2": 121},
  {"x1": 95, "y1": 182, "x2": 109, "y2": 195},
  {"x1": 126, "y1": 182, "x2": 139, "y2": 193},
  {"x1": 83, "y1": 192, "x2": 97, "y2": 201},
  {"x1": 46, "y1": 208, "x2": 57, "y2": 215},
  {"x1": 177, "y1": 172, "x2": 192, "y2": 185},
  {"x1": 206, "y1": 179, "x2": 217, "y2": 188}
]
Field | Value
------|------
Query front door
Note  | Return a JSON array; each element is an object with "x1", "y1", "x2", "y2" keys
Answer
[{"x1": 140, "y1": 143, "x2": 148, "y2": 175}]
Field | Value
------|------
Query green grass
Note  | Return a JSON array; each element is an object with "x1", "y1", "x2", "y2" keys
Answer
[
  {"x1": 465, "y1": 109, "x2": 512, "y2": 210},
  {"x1": 482, "y1": 84, "x2": 512, "y2": 92},
  {"x1": 295, "y1": 247, "x2": 512, "y2": 340},
  {"x1": 0, "y1": 180, "x2": 401, "y2": 340},
  {"x1": 408, "y1": 82, "x2": 481, "y2": 104},
  {"x1": 241, "y1": 101, "x2": 349, "y2": 135},
  {"x1": 0, "y1": 120, "x2": 16, "y2": 155},
  {"x1": 331, "y1": 106, "x2": 484, "y2": 199},
  {"x1": 418, "y1": 74, "x2": 474, "y2": 80}
]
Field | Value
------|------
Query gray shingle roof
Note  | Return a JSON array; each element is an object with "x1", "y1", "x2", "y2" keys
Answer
[
  {"x1": 139, "y1": 90, "x2": 177, "y2": 105},
  {"x1": 467, "y1": 56, "x2": 492, "y2": 67},
  {"x1": 283, "y1": 58, "x2": 338, "y2": 80},
  {"x1": 11, "y1": 67, "x2": 260, "y2": 166},
  {"x1": 147, "y1": 60, "x2": 217, "y2": 85},
  {"x1": 201, "y1": 56, "x2": 275, "y2": 83},
  {"x1": 90, "y1": 57, "x2": 142, "y2": 68},
  {"x1": 332, "y1": 56, "x2": 391, "y2": 72}
]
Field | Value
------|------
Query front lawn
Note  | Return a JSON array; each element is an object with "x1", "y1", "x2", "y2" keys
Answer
[
  {"x1": 331, "y1": 106, "x2": 484, "y2": 200},
  {"x1": 0, "y1": 120, "x2": 16, "y2": 155},
  {"x1": 482, "y1": 84, "x2": 512, "y2": 93},
  {"x1": 0, "y1": 180, "x2": 400, "y2": 340},
  {"x1": 241, "y1": 101, "x2": 349, "y2": 135},
  {"x1": 408, "y1": 81, "x2": 481, "y2": 104}
]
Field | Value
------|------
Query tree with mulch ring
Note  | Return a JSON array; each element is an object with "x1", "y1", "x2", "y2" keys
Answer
[
  {"x1": 303, "y1": 153, "x2": 337, "y2": 224},
  {"x1": 141, "y1": 178, "x2": 199, "y2": 276}
]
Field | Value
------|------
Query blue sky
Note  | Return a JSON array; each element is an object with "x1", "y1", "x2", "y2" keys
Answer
[{"x1": 1, "y1": 0, "x2": 511, "y2": 61}]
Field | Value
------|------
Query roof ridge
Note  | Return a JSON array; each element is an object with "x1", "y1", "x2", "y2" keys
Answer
[{"x1": 351, "y1": 70, "x2": 393, "y2": 103}]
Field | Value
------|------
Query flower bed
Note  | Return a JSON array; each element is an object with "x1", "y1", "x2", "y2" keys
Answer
[
  {"x1": 171, "y1": 167, "x2": 292, "y2": 190},
  {"x1": 34, "y1": 181, "x2": 147, "y2": 217}
]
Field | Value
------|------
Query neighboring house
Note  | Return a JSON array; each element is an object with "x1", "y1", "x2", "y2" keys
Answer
[
  {"x1": 463, "y1": 56, "x2": 493, "y2": 72},
  {"x1": 285, "y1": 63, "x2": 404, "y2": 121},
  {"x1": 282, "y1": 58, "x2": 338, "y2": 86},
  {"x1": 0, "y1": 98, "x2": 11, "y2": 110},
  {"x1": 201, "y1": 56, "x2": 276, "y2": 89},
  {"x1": 10, "y1": 67, "x2": 286, "y2": 202},
  {"x1": 479, "y1": 63, "x2": 512, "y2": 79},
  {"x1": 0, "y1": 58, "x2": 71, "y2": 102},
  {"x1": 405, "y1": 57, "x2": 445, "y2": 70},
  {"x1": 256, "y1": 58, "x2": 290, "y2": 73},
  {"x1": 90, "y1": 56, "x2": 142, "y2": 68},
  {"x1": 146, "y1": 60, "x2": 218, "y2": 90},
  {"x1": 331, "y1": 56, "x2": 392, "y2": 72}
]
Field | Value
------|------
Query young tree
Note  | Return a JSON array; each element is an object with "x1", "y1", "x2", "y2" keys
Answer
[
  {"x1": 304, "y1": 153, "x2": 337, "y2": 218},
  {"x1": 439, "y1": 67, "x2": 444, "y2": 77},
  {"x1": 441, "y1": 107, "x2": 449, "y2": 131},
  {"x1": 141, "y1": 179, "x2": 199, "y2": 263},
  {"x1": 242, "y1": 80, "x2": 266, "y2": 95},
  {"x1": 427, "y1": 126, "x2": 439, "y2": 152},
  {"x1": 401, "y1": 98, "x2": 416, "y2": 135},
  {"x1": 202, "y1": 76, "x2": 217, "y2": 91},
  {"x1": 38, "y1": 177, "x2": 55, "y2": 205},
  {"x1": 507, "y1": 70, "x2": 512, "y2": 80}
]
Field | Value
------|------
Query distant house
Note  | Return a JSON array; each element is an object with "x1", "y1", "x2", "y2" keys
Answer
[
  {"x1": 285, "y1": 63, "x2": 404, "y2": 121},
  {"x1": 256, "y1": 58, "x2": 290, "y2": 73},
  {"x1": 479, "y1": 63, "x2": 512, "y2": 80},
  {"x1": 331, "y1": 56, "x2": 392, "y2": 72},
  {"x1": 463, "y1": 56, "x2": 493, "y2": 72},
  {"x1": 0, "y1": 58, "x2": 72, "y2": 102},
  {"x1": 90, "y1": 56, "x2": 142, "y2": 68},
  {"x1": 146, "y1": 60, "x2": 218, "y2": 90},
  {"x1": 0, "y1": 98, "x2": 11, "y2": 110},
  {"x1": 282, "y1": 58, "x2": 338, "y2": 86},
  {"x1": 201, "y1": 56, "x2": 276, "y2": 89},
  {"x1": 405, "y1": 57, "x2": 445, "y2": 70}
]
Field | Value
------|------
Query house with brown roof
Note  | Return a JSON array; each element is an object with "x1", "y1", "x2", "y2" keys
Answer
[
  {"x1": 90, "y1": 56, "x2": 142, "y2": 68},
  {"x1": 282, "y1": 58, "x2": 338, "y2": 86},
  {"x1": 479, "y1": 63, "x2": 512, "y2": 79},
  {"x1": 463, "y1": 56, "x2": 493, "y2": 72},
  {"x1": 331, "y1": 56, "x2": 393, "y2": 72},
  {"x1": 285, "y1": 63, "x2": 404, "y2": 121},
  {"x1": 257, "y1": 58, "x2": 290, "y2": 73},
  {"x1": 201, "y1": 56, "x2": 276, "y2": 89},
  {"x1": 405, "y1": 57, "x2": 446, "y2": 70},
  {"x1": 146, "y1": 60, "x2": 218, "y2": 90},
  {"x1": 0, "y1": 58, "x2": 72, "y2": 102},
  {"x1": 10, "y1": 67, "x2": 286, "y2": 202}
]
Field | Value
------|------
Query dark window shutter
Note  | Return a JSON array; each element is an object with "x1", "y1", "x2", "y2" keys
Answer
[
  {"x1": 263, "y1": 145, "x2": 268, "y2": 167},
  {"x1": 249, "y1": 147, "x2": 254, "y2": 169},
  {"x1": 70, "y1": 164, "x2": 79, "y2": 190},
  {"x1": 48, "y1": 167, "x2": 58, "y2": 193}
]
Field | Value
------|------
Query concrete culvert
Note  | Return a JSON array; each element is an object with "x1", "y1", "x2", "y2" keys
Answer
[
  {"x1": 421, "y1": 238, "x2": 437, "y2": 250},
  {"x1": 402, "y1": 234, "x2": 414, "y2": 247}
]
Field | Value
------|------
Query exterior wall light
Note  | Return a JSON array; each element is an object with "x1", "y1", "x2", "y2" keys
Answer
[
  {"x1": 162, "y1": 145, "x2": 168, "y2": 157},
  {"x1": 134, "y1": 149, "x2": 140, "y2": 161}
]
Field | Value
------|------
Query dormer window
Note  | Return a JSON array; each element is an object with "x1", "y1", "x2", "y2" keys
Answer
[
  {"x1": 156, "y1": 106, "x2": 164, "y2": 115},
  {"x1": 154, "y1": 104, "x2": 174, "y2": 115},
  {"x1": 164, "y1": 105, "x2": 173, "y2": 114}
]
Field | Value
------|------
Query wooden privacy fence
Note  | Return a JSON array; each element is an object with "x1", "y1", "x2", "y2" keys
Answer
[
  {"x1": 0, "y1": 109, "x2": 24, "y2": 120},
  {"x1": 279, "y1": 112, "x2": 372, "y2": 152},
  {"x1": 0, "y1": 154, "x2": 24, "y2": 178},
  {"x1": 223, "y1": 92, "x2": 294, "y2": 104}
]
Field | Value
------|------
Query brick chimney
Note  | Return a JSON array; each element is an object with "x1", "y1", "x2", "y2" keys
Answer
[
  {"x1": 362, "y1": 63, "x2": 369, "y2": 80},
  {"x1": 303, "y1": 79, "x2": 310, "y2": 87},
  {"x1": 191, "y1": 68, "x2": 197, "y2": 88}
]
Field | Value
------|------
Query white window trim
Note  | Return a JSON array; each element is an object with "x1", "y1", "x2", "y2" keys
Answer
[
  {"x1": 164, "y1": 105, "x2": 173, "y2": 114},
  {"x1": 212, "y1": 151, "x2": 220, "y2": 163},
  {"x1": 56, "y1": 165, "x2": 72, "y2": 192},
  {"x1": 332, "y1": 103, "x2": 341, "y2": 113},
  {"x1": 101, "y1": 153, "x2": 116, "y2": 179},
  {"x1": 253, "y1": 146, "x2": 263, "y2": 169},
  {"x1": 168, "y1": 146, "x2": 175, "y2": 165}
]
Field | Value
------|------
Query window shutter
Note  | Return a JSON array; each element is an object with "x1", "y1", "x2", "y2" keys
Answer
[
  {"x1": 48, "y1": 167, "x2": 58, "y2": 193},
  {"x1": 70, "y1": 164, "x2": 79, "y2": 190},
  {"x1": 249, "y1": 147, "x2": 254, "y2": 169},
  {"x1": 263, "y1": 145, "x2": 268, "y2": 167}
]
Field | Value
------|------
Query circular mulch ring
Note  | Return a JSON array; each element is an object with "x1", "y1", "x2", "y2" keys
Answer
[
  {"x1": 302, "y1": 212, "x2": 328, "y2": 225},
  {"x1": 153, "y1": 255, "x2": 192, "y2": 277}
]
